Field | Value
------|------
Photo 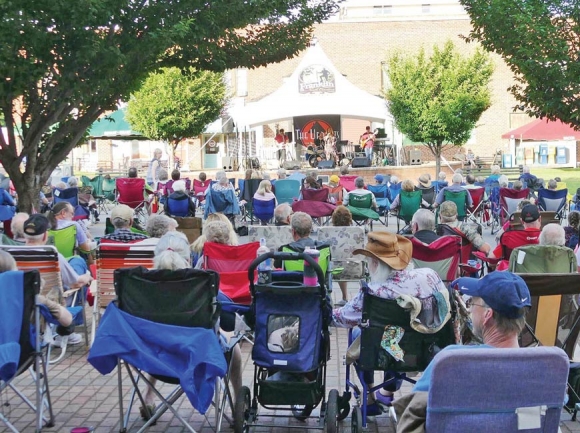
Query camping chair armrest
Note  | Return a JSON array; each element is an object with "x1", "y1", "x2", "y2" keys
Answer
[
  {"x1": 472, "y1": 251, "x2": 499, "y2": 265},
  {"x1": 459, "y1": 262, "x2": 481, "y2": 275}
]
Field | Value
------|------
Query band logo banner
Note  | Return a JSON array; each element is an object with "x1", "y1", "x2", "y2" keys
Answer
[{"x1": 293, "y1": 116, "x2": 341, "y2": 147}]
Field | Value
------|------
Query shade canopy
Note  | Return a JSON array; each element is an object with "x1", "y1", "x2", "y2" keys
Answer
[
  {"x1": 236, "y1": 43, "x2": 390, "y2": 128},
  {"x1": 501, "y1": 118, "x2": 580, "y2": 141},
  {"x1": 89, "y1": 108, "x2": 145, "y2": 139}
]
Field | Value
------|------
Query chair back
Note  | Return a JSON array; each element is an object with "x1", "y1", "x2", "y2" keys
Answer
[
  {"x1": 281, "y1": 244, "x2": 331, "y2": 276},
  {"x1": 241, "y1": 179, "x2": 262, "y2": 203},
  {"x1": 114, "y1": 267, "x2": 220, "y2": 328},
  {"x1": 48, "y1": 224, "x2": 77, "y2": 258},
  {"x1": 248, "y1": 225, "x2": 293, "y2": 252},
  {"x1": 166, "y1": 195, "x2": 190, "y2": 217},
  {"x1": 426, "y1": 346, "x2": 568, "y2": 432},
  {"x1": 537, "y1": 188, "x2": 568, "y2": 215},
  {"x1": 302, "y1": 188, "x2": 329, "y2": 202},
  {"x1": 327, "y1": 184, "x2": 344, "y2": 205},
  {"x1": 203, "y1": 241, "x2": 259, "y2": 304},
  {"x1": 359, "y1": 293, "x2": 455, "y2": 372},
  {"x1": 348, "y1": 192, "x2": 372, "y2": 209},
  {"x1": 499, "y1": 187, "x2": 530, "y2": 223},
  {"x1": 367, "y1": 184, "x2": 389, "y2": 209},
  {"x1": 318, "y1": 226, "x2": 365, "y2": 280},
  {"x1": 443, "y1": 189, "x2": 468, "y2": 220},
  {"x1": 467, "y1": 187, "x2": 485, "y2": 214},
  {"x1": 193, "y1": 179, "x2": 211, "y2": 199},
  {"x1": 274, "y1": 179, "x2": 301, "y2": 204},
  {"x1": 509, "y1": 245, "x2": 576, "y2": 274},
  {"x1": 411, "y1": 236, "x2": 461, "y2": 282},
  {"x1": 418, "y1": 186, "x2": 435, "y2": 206},
  {"x1": 252, "y1": 198, "x2": 276, "y2": 222},
  {"x1": 388, "y1": 182, "x2": 402, "y2": 202},
  {"x1": 509, "y1": 211, "x2": 558, "y2": 230},
  {"x1": 116, "y1": 178, "x2": 145, "y2": 209},
  {"x1": 53, "y1": 187, "x2": 79, "y2": 207},
  {"x1": 398, "y1": 190, "x2": 422, "y2": 223},
  {"x1": 203, "y1": 187, "x2": 239, "y2": 219},
  {"x1": 339, "y1": 175, "x2": 359, "y2": 192},
  {"x1": 102, "y1": 177, "x2": 116, "y2": 201},
  {"x1": 499, "y1": 228, "x2": 540, "y2": 260}
]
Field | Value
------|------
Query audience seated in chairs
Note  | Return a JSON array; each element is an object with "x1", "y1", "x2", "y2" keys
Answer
[
  {"x1": 101, "y1": 205, "x2": 149, "y2": 243},
  {"x1": 2, "y1": 212, "x2": 29, "y2": 245},
  {"x1": 165, "y1": 180, "x2": 196, "y2": 217},
  {"x1": 68, "y1": 176, "x2": 99, "y2": 222},
  {"x1": 47, "y1": 202, "x2": 94, "y2": 254},
  {"x1": 484, "y1": 164, "x2": 502, "y2": 185},
  {"x1": 395, "y1": 272, "x2": 535, "y2": 428},
  {"x1": 416, "y1": 174, "x2": 435, "y2": 206},
  {"x1": 434, "y1": 173, "x2": 473, "y2": 209},
  {"x1": 253, "y1": 180, "x2": 277, "y2": 225},
  {"x1": 23, "y1": 214, "x2": 92, "y2": 346},
  {"x1": 332, "y1": 231, "x2": 449, "y2": 415},
  {"x1": 145, "y1": 214, "x2": 178, "y2": 241},
  {"x1": 410, "y1": 208, "x2": 440, "y2": 245},
  {"x1": 344, "y1": 176, "x2": 378, "y2": 209},
  {"x1": 138, "y1": 231, "x2": 243, "y2": 421},
  {"x1": 488, "y1": 203, "x2": 541, "y2": 261},
  {"x1": 438, "y1": 201, "x2": 490, "y2": 255},
  {"x1": 274, "y1": 203, "x2": 292, "y2": 226},
  {"x1": 191, "y1": 213, "x2": 239, "y2": 265},
  {"x1": 205, "y1": 172, "x2": 240, "y2": 227}
]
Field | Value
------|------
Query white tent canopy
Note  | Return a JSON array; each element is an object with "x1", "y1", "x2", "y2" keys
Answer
[{"x1": 236, "y1": 43, "x2": 391, "y2": 128}]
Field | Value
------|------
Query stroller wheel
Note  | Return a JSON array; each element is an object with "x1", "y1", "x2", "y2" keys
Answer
[
  {"x1": 325, "y1": 389, "x2": 339, "y2": 433},
  {"x1": 337, "y1": 391, "x2": 351, "y2": 421},
  {"x1": 351, "y1": 405, "x2": 362, "y2": 433},
  {"x1": 233, "y1": 385, "x2": 251, "y2": 433},
  {"x1": 291, "y1": 404, "x2": 314, "y2": 421}
]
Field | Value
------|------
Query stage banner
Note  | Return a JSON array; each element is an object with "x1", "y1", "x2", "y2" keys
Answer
[{"x1": 293, "y1": 115, "x2": 341, "y2": 148}]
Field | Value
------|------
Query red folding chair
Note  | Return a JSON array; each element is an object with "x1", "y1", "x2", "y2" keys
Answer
[
  {"x1": 339, "y1": 175, "x2": 359, "y2": 192},
  {"x1": 466, "y1": 187, "x2": 485, "y2": 224},
  {"x1": 116, "y1": 178, "x2": 146, "y2": 209},
  {"x1": 410, "y1": 236, "x2": 461, "y2": 283},
  {"x1": 193, "y1": 179, "x2": 211, "y2": 207},
  {"x1": 498, "y1": 187, "x2": 530, "y2": 226},
  {"x1": 202, "y1": 241, "x2": 260, "y2": 305},
  {"x1": 474, "y1": 228, "x2": 540, "y2": 272},
  {"x1": 292, "y1": 188, "x2": 336, "y2": 221}
]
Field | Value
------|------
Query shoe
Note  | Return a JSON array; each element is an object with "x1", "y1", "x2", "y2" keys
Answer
[
  {"x1": 335, "y1": 299, "x2": 347, "y2": 307},
  {"x1": 375, "y1": 391, "x2": 394, "y2": 407},
  {"x1": 139, "y1": 404, "x2": 156, "y2": 424},
  {"x1": 365, "y1": 402, "x2": 383, "y2": 417},
  {"x1": 53, "y1": 333, "x2": 83, "y2": 347}
]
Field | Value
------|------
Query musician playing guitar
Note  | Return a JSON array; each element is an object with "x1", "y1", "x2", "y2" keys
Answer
[
  {"x1": 275, "y1": 129, "x2": 289, "y2": 166},
  {"x1": 360, "y1": 125, "x2": 375, "y2": 163}
]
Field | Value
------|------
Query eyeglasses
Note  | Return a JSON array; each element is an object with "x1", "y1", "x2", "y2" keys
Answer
[{"x1": 465, "y1": 298, "x2": 488, "y2": 310}]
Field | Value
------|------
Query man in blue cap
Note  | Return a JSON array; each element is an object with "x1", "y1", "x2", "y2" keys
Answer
[{"x1": 412, "y1": 271, "x2": 531, "y2": 392}]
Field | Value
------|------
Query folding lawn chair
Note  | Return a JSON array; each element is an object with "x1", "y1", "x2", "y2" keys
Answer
[
  {"x1": 240, "y1": 179, "x2": 262, "y2": 223},
  {"x1": 252, "y1": 198, "x2": 276, "y2": 224},
  {"x1": 474, "y1": 228, "x2": 541, "y2": 273},
  {"x1": 292, "y1": 188, "x2": 336, "y2": 224},
  {"x1": 102, "y1": 176, "x2": 116, "y2": 202},
  {"x1": 327, "y1": 184, "x2": 345, "y2": 206},
  {"x1": 48, "y1": 225, "x2": 77, "y2": 258},
  {"x1": 116, "y1": 177, "x2": 149, "y2": 225},
  {"x1": 203, "y1": 187, "x2": 240, "y2": 229},
  {"x1": 388, "y1": 182, "x2": 402, "y2": 204},
  {"x1": 346, "y1": 285, "x2": 456, "y2": 429},
  {"x1": 367, "y1": 184, "x2": 389, "y2": 226},
  {"x1": 248, "y1": 225, "x2": 293, "y2": 253},
  {"x1": 499, "y1": 187, "x2": 530, "y2": 225},
  {"x1": 443, "y1": 189, "x2": 469, "y2": 221},
  {"x1": 81, "y1": 174, "x2": 110, "y2": 215},
  {"x1": 538, "y1": 188, "x2": 568, "y2": 220},
  {"x1": 0, "y1": 270, "x2": 55, "y2": 433},
  {"x1": 426, "y1": 347, "x2": 568, "y2": 432},
  {"x1": 274, "y1": 179, "x2": 301, "y2": 205},
  {"x1": 410, "y1": 236, "x2": 462, "y2": 283},
  {"x1": 339, "y1": 175, "x2": 358, "y2": 192},
  {"x1": 317, "y1": 226, "x2": 366, "y2": 284},
  {"x1": 193, "y1": 178, "x2": 211, "y2": 208},
  {"x1": 466, "y1": 187, "x2": 485, "y2": 224},
  {"x1": 394, "y1": 189, "x2": 422, "y2": 233},
  {"x1": 346, "y1": 193, "x2": 380, "y2": 230},
  {"x1": 88, "y1": 267, "x2": 236, "y2": 433},
  {"x1": 52, "y1": 187, "x2": 90, "y2": 221},
  {"x1": 437, "y1": 224, "x2": 482, "y2": 276}
]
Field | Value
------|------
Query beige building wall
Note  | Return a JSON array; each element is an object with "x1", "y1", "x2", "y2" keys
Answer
[{"x1": 244, "y1": 19, "x2": 520, "y2": 160}]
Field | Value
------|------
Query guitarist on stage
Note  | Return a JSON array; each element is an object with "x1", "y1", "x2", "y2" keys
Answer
[
  {"x1": 275, "y1": 128, "x2": 289, "y2": 167},
  {"x1": 360, "y1": 125, "x2": 375, "y2": 163}
]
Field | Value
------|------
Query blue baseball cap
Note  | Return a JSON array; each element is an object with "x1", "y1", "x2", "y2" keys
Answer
[
  {"x1": 374, "y1": 174, "x2": 384, "y2": 183},
  {"x1": 453, "y1": 272, "x2": 531, "y2": 319}
]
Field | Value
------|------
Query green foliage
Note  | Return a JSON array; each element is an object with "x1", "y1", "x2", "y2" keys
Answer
[
  {"x1": 0, "y1": 0, "x2": 340, "y2": 211},
  {"x1": 461, "y1": 0, "x2": 580, "y2": 127},
  {"x1": 384, "y1": 40, "x2": 493, "y2": 172},
  {"x1": 126, "y1": 67, "x2": 227, "y2": 147}
]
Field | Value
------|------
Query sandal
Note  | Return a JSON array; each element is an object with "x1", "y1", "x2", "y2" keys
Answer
[
  {"x1": 139, "y1": 404, "x2": 157, "y2": 424},
  {"x1": 375, "y1": 391, "x2": 394, "y2": 407}
]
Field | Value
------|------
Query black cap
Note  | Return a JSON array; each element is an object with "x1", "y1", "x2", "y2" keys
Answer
[
  {"x1": 521, "y1": 204, "x2": 540, "y2": 223},
  {"x1": 23, "y1": 214, "x2": 49, "y2": 236}
]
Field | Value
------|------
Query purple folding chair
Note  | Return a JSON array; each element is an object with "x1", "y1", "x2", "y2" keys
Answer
[{"x1": 426, "y1": 346, "x2": 568, "y2": 432}]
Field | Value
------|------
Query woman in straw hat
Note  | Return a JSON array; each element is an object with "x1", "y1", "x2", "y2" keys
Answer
[{"x1": 332, "y1": 231, "x2": 448, "y2": 414}]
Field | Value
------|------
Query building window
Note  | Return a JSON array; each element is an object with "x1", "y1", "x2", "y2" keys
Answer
[
  {"x1": 373, "y1": 5, "x2": 392, "y2": 15},
  {"x1": 422, "y1": 4, "x2": 431, "y2": 13},
  {"x1": 90, "y1": 139, "x2": 97, "y2": 153}
]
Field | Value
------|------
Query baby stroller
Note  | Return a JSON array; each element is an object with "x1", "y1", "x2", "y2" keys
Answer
[{"x1": 234, "y1": 251, "x2": 340, "y2": 432}]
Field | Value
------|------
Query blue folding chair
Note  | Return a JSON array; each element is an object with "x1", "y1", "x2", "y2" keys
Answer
[
  {"x1": 367, "y1": 184, "x2": 390, "y2": 226},
  {"x1": 538, "y1": 188, "x2": 568, "y2": 220},
  {"x1": 53, "y1": 187, "x2": 90, "y2": 221},
  {"x1": 274, "y1": 179, "x2": 301, "y2": 205},
  {"x1": 252, "y1": 198, "x2": 276, "y2": 224},
  {"x1": 0, "y1": 270, "x2": 55, "y2": 432}
]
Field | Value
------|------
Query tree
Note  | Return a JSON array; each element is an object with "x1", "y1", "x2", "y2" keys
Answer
[
  {"x1": 126, "y1": 67, "x2": 227, "y2": 166},
  {"x1": 384, "y1": 40, "x2": 493, "y2": 175},
  {"x1": 460, "y1": 0, "x2": 580, "y2": 127},
  {"x1": 0, "y1": 1, "x2": 340, "y2": 212}
]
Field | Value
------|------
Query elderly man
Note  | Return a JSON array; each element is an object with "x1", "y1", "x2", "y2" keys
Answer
[
  {"x1": 165, "y1": 179, "x2": 195, "y2": 217},
  {"x1": 434, "y1": 173, "x2": 473, "y2": 208},
  {"x1": 101, "y1": 204, "x2": 149, "y2": 243},
  {"x1": 145, "y1": 214, "x2": 178, "y2": 239},
  {"x1": 277, "y1": 168, "x2": 287, "y2": 180},
  {"x1": 333, "y1": 232, "x2": 449, "y2": 415},
  {"x1": 439, "y1": 201, "x2": 490, "y2": 254},
  {"x1": 343, "y1": 176, "x2": 377, "y2": 209},
  {"x1": 8, "y1": 212, "x2": 30, "y2": 244},
  {"x1": 24, "y1": 214, "x2": 94, "y2": 345},
  {"x1": 519, "y1": 165, "x2": 538, "y2": 186},
  {"x1": 274, "y1": 203, "x2": 292, "y2": 226},
  {"x1": 488, "y1": 204, "x2": 541, "y2": 260},
  {"x1": 540, "y1": 223, "x2": 566, "y2": 246},
  {"x1": 411, "y1": 209, "x2": 440, "y2": 244}
]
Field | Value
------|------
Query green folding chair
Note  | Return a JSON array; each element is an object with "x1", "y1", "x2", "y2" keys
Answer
[
  {"x1": 444, "y1": 190, "x2": 468, "y2": 221},
  {"x1": 396, "y1": 189, "x2": 422, "y2": 232},
  {"x1": 347, "y1": 193, "x2": 380, "y2": 229}
]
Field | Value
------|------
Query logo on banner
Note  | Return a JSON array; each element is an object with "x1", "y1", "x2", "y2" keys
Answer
[
  {"x1": 298, "y1": 64, "x2": 335, "y2": 94},
  {"x1": 297, "y1": 119, "x2": 338, "y2": 146}
]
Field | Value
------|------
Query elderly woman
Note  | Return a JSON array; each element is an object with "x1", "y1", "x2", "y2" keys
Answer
[
  {"x1": 331, "y1": 205, "x2": 353, "y2": 306},
  {"x1": 485, "y1": 165, "x2": 502, "y2": 185},
  {"x1": 191, "y1": 213, "x2": 238, "y2": 264},
  {"x1": 166, "y1": 180, "x2": 195, "y2": 217},
  {"x1": 146, "y1": 214, "x2": 178, "y2": 239},
  {"x1": 139, "y1": 231, "x2": 243, "y2": 420},
  {"x1": 389, "y1": 179, "x2": 430, "y2": 211},
  {"x1": 194, "y1": 220, "x2": 233, "y2": 269},
  {"x1": 212, "y1": 171, "x2": 235, "y2": 192}
]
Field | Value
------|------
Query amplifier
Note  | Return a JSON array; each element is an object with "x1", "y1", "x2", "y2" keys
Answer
[
  {"x1": 283, "y1": 160, "x2": 301, "y2": 170},
  {"x1": 317, "y1": 160, "x2": 336, "y2": 169},
  {"x1": 351, "y1": 157, "x2": 371, "y2": 168}
]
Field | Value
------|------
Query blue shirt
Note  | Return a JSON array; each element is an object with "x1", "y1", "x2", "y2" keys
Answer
[{"x1": 413, "y1": 344, "x2": 491, "y2": 392}]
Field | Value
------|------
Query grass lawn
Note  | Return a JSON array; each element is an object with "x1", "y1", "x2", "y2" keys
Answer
[{"x1": 531, "y1": 167, "x2": 580, "y2": 194}]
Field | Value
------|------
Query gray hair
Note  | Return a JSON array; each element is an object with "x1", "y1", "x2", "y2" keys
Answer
[
  {"x1": 339, "y1": 166, "x2": 349, "y2": 175},
  {"x1": 412, "y1": 209, "x2": 436, "y2": 231},
  {"x1": 277, "y1": 168, "x2": 287, "y2": 179},
  {"x1": 154, "y1": 231, "x2": 190, "y2": 270},
  {"x1": 438, "y1": 172, "x2": 446, "y2": 181},
  {"x1": 158, "y1": 168, "x2": 169, "y2": 182},
  {"x1": 491, "y1": 165, "x2": 501, "y2": 175},
  {"x1": 548, "y1": 179, "x2": 558, "y2": 190},
  {"x1": 0, "y1": 250, "x2": 17, "y2": 272},
  {"x1": 263, "y1": 172, "x2": 271, "y2": 181},
  {"x1": 539, "y1": 223, "x2": 565, "y2": 246},
  {"x1": 11, "y1": 212, "x2": 30, "y2": 240},
  {"x1": 523, "y1": 165, "x2": 531, "y2": 174},
  {"x1": 498, "y1": 175, "x2": 509, "y2": 188},
  {"x1": 204, "y1": 220, "x2": 231, "y2": 245},
  {"x1": 390, "y1": 175, "x2": 399, "y2": 184},
  {"x1": 216, "y1": 170, "x2": 228, "y2": 185},
  {"x1": 291, "y1": 212, "x2": 312, "y2": 238},
  {"x1": 274, "y1": 203, "x2": 292, "y2": 224},
  {"x1": 146, "y1": 214, "x2": 178, "y2": 238},
  {"x1": 172, "y1": 180, "x2": 186, "y2": 192},
  {"x1": 451, "y1": 173, "x2": 463, "y2": 184},
  {"x1": 67, "y1": 176, "x2": 78, "y2": 187},
  {"x1": 354, "y1": 176, "x2": 365, "y2": 189}
]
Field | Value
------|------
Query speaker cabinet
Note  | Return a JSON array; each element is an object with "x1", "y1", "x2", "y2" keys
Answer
[
  {"x1": 317, "y1": 160, "x2": 336, "y2": 169},
  {"x1": 283, "y1": 160, "x2": 301, "y2": 170},
  {"x1": 351, "y1": 157, "x2": 371, "y2": 168},
  {"x1": 409, "y1": 150, "x2": 422, "y2": 165}
]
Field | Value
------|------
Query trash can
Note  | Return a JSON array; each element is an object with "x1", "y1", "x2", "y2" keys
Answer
[
  {"x1": 502, "y1": 154, "x2": 513, "y2": 169},
  {"x1": 556, "y1": 146, "x2": 567, "y2": 164},
  {"x1": 539, "y1": 144, "x2": 549, "y2": 164}
]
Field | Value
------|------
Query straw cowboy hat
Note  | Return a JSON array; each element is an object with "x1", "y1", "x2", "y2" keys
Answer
[
  {"x1": 353, "y1": 231, "x2": 412, "y2": 271},
  {"x1": 418, "y1": 174, "x2": 432, "y2": 188}
]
